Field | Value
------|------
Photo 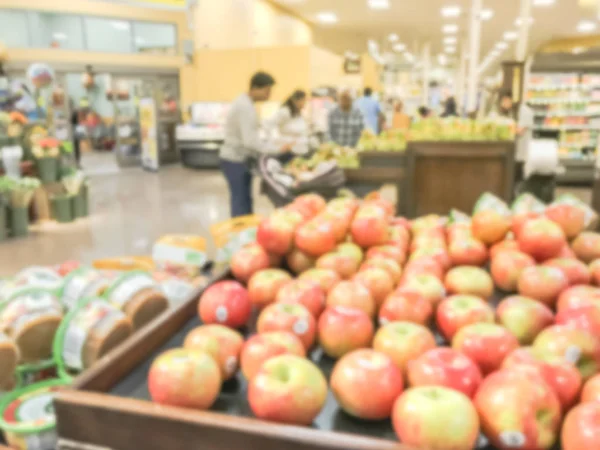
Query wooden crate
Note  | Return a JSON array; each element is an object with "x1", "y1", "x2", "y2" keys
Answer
[{"x1": 54, "y1": 270, "x2": 407, "y2": 450}]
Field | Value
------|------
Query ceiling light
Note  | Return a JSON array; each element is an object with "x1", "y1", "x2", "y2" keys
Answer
[
  {"x1": 442, "y1": 24, "x2": 459, "y2": 33},
  {"x1": 441, "y1": 5, "x2": 461, "y2": 17},
  {"x1": 480, "y1": 9, "x2": 494, "y2": 21},
  {"x1": 577, "y1": 20, "x2": 597, "y2": 33},
  {"x1": 367, "y1": 0, "x2": 390, "y2": 10},
  {"x1": 445, "y1": 46, "x2": 457, "y2": 54},
  {"x1": 515, "y1": 17, "x2": 534, "y2": 26},
  {"x1": 393, "y1": 43, "x2": 406, "y2": 52},
  {"x1": 52, "y1": 32, "x2": 68, "y2": 41},
  {"x1": 111, "y1": 21, "x2": 130, "y2": 31},
  {"x1": 533, "y1": 0, "x2": 555, "y2": 5},
  {"x1": 496, "y1": 41, "x2": 509, "y2": 50},
  {"x1": 443, "y1": 36, "x2": 457, "y2": 45},
  {"x1": 388, "y1": 33, "x2": 399, "y2": 42},
  {"x1": 438, "y1": 54, "x2": 448, "y2": 66},
  {"x1": 316, "y1": 12, "x2": 338, "y2": 24},
  {"x1": 404, "y1": 52, "x2": 415, "y2": 62},
  {"x1": 490, "y1": 50, "x2": 500, "y2": 57},
  {"x1": 503, "y1": 31, "x2": 518, "y2": 41}
]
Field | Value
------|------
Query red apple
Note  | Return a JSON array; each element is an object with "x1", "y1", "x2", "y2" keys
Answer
[
  {"x1": 517, "y1": 266, "x2": 568, "y2": 307},
  {"x1": 294, "y1": 219, "x2": 336, "y2": 257},
  {"x1": 562, "y1": 402, "x2": 600, "y2": 450},
  {"x1": 572, "y1": 232, "x2": 600, "y2": 263},
  {"x1": 286, "y1": 248, "x2": 315, "y2": 274},
  {"x1": 230, "y1": 244, "x2": 271, "y2": 283},
  {"x1": 326, "y1": 280, "x2": 376, "y2": 318},
  {"x1": 248, "y1": 355, "x2": 327, "y2": 425},
  {"x1": 373, "y1": 321, "x2": 437, "y2": 376},
  {"x1": 198, "y1": 280, "x2": 252, "y2": 329},
  {"x1": 379, "y1": 291, "x2": 433, "y2": 326},
  {"x1": 366, "y1": 245, "x2": 406, "y2": 266},
  {"x1": 247, "y1": 269, "x2": 292, "y2": 309},
  {"x1": 183, "y1": 324, "x2": 243, "y2": 380},
  {"x1": 350, "y1": 204, "x2": 390, "y2": 248},
  {"x1": 436, "y1": 295, "x2": 495, "y2": 341},
  {"x1": 452, "y1": 323, "x2": 519, "y2": 375},
  {"x1": 298, "y1": 268, "x2": 340, "y2": 293},
  {"x1": 403, "y1": 257, "x2": 444, "y2": 280},
  {"x1": 475, "y1": 370, "x2": 561, "y2": 450},
  {"x1": 557, "y1": 285, "x2": 600, "y2": 313},
  {"x1": 491, "y1": 250, "x2": 536, "y2": 292},
  {"x1": 407, "y1": 348, "x2": 483, "y2": 398},
  {"x1": 256, "y1": 210, "x2": 301, "y2": 256},
  {"x1": 444, "y1": 266, "x2": 494, "y2": 299},
  {"x1": 275, "y1": 279, "x2": 325, "y2": 318},
  {"x1": 581, "y1": 373, "x2": 600, "y2": 403},
  {"x1": 336, "y1": 242, "x2": 364, "y2": 263},
  {"x1": 393, "y1": 386, "x2": 480, "y2": 450},
  {"x1": 318, "y1": 306, "x2": 374, "y2": 359},
  {"x1": 409, "y1": 247, "x2": 451, "y2": 272},
  {"x1": 471, "y1": 209, "x2": 511, "y2": 245},
  {"x1": 512, "y1": 211, "x2": 541, "y2": 239},
  {"x1": 148, "y1": 348, "x2": 221, "y2": 409},
  {"x1": 256, "y1": 303, "x2": 316, "y2": 350},
  {"x1": 316, "y1": 251, "x2": 360, "y2": 280},
  {"x1": 556, "y1": 305, "x2": 600, "y2": 336},
  {"x1": 291, "y1": 193, "x2": 327, "y2": 219},
  {"x1": 448, "y1": 238, "x2": 488, "y2": 267},
  {"x1": 534, "y1": 325, "x2": 600, "y2": 380},
  {"x1": 558, "y1": 243, "x2": 577, "y2": 259},
  {"x1": 518, "y1": 217, "x2": 567, "y2": 262},
  {"x1": 544, "y1": 257, "x2": 591, "y2": 286},
  {"x1": 397, "y1": 274, "x2": 446, "y2": 309},
  {"x1": 502, "y1": 348, "x2": 582, "y2": 411},
  {"x1": 590, "y1": 259, "x2": 600, "y2": 286},
  {"x1": 490, "y1": 240, "x2": 520, "y2": 260},
  {"x1": 331, "y1": 349, "x2": 404, "y2": 420},
  {"x1": 545, "y1": 203, "x2": 586, "y2": 240},
  {"x1": 496, "y1": 295, "x2": 554, "y2": 345},
  {"x1": 353, "y1": 268, "x2": 394, "y2": 308},
  {"x1": 360, "y1": 257, "x2": 402, "y2": 284},
  {"x1": 240, "y1": 331, "x2": 306, "y2": 380}
]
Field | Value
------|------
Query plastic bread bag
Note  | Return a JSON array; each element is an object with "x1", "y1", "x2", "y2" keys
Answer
[
  {"x1": 210, "y1": 215, "x2": 262, "y2": 270},
  {"x1": 152, "y1": 235, "x2": 208, "y2": 278},
  {"x1": 553, "y1": 193, "x2": 599, "y2": 231},
  {"x1": 59, "y1": 267, "x2": 114, "y2": 311},
  {"x1": 473, "y1": 192, "x2": 511, "y2": 216}
]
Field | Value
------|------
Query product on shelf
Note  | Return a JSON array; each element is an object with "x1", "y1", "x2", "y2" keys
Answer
[
  {"x1": 409, "y1": 117, "x2": 515, "y2": 141},
  {"x1": 356, "y1": 129, "x2": 407, "y2": 152},
  {"x1": 0, "y1": 334, "x2": 18, "y2": 390}
]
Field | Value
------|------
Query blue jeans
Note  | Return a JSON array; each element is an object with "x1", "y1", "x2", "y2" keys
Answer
[{"x1": 220, "y1": 159, "x2": 253, "y2": 217}]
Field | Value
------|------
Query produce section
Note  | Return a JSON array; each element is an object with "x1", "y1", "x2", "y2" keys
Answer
[{"x1": 40, "y1": 191, "x2": 600, "y2": 450}]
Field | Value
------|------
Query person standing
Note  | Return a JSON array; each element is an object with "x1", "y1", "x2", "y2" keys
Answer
[
  {"x1": 220, "y1": 72, "x2": 285, "y2": 217},
  {"x1": 391, "y1": 100, "x2": 411, "y2": 130},
  {"x1": 441, "y1": 96, "x2": 459, "y2": 118},
  {"x1": 267, "y1": 89, "x2": 310, "y2": 155},
  {"x1": 327, "y1": 90, "x2": 365, "y2": 147},
  {"x1": 355, "y1": 87, "x2": 384, "y2": 133}
]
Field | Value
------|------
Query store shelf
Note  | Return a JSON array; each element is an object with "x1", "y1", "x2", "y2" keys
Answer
[
  {"x1": 534, "y1": 111, "x2": 600, "y2": 118},
  {"x1": 559, "y1": 142, "x2": 596, "y2": 148},
  {"x1": 528, "y1": 98, "x2": 595, "y2": 105},
  {"x1": 533, "y1": 125, "x2": 598, "y2": 131},
  {"x1": 528, "y1": 84, "x2": 579, "y2": 91}
]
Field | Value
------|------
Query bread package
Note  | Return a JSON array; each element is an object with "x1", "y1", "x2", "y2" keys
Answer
[
  {"x1": 0, "y1": 333, "x2": 18, "y2": 388},
  {"x1": 59, "y1": 267, "x2": 113, "y2": 310},
  {"x1": 14, "y1": 267, "x2": 63, "y2": 293},
  {"x1": 104, "y1": 271, "x2": 168, "y2": 330},
  {"x1": 0, "y1": 290, "x2": 62, "y2": 364},
  {"x1": 55, "y1": 298, "x2": 132, "y2": 375}
]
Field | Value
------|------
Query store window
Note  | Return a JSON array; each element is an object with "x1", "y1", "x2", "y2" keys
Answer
[
  {"x1": 28, "y1": 12, "x2": 84, "y2": 50},
  {"x1": 133, "y1": 22, "x2": 177, "y2": 55},
  {"x1": 84, "y1": 18, "x2": 133, "y2": 53},
  {"x1": 0, "y1": 10, "x2": 30, "y2": 48}
]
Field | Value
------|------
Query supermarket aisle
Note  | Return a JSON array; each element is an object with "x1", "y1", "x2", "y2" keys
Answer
[{"x1": 0, "y1": 165, "x2": 273, "y2": 276}]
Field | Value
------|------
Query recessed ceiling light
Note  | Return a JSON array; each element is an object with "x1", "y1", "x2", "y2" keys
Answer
[
  {"x1": 503, "y1": 31, "x2": 518, "y2": 41},
  {"x1": 445, "y1": 46, "x2": 457, "y2": 54},
  {"x1": 480, "y1": 9, "x2": 494, "y2": 21},
  {"x1": 404, "y1": 52, "x2": 415, "y2": 62},
  {"x1": 442, "y1": 24, "x2": 459, "y2": 33},
  {"x1": 389, "y1": 33, "x2": 399, "y2": 42},
  {"x1": 443, "y1": 36, "x2": 457, "y2": 45},
  {"x1": 496, "y1": 41, "x2": 509, "y2": 50},
  {"x1": 441, "y1": 6, "x2": 461, "y2": 17},
  {"x1": 316, "y1": 12, "x2": 338, "y2": 24},
  {"x1": 111, "y1": 21, "x2": 130, "y2": 30},
  {"x1": 368, "y1": 0, "x2": 390, "y2": 10},
  {"x1": 393, "y1": 43, "x2": 406, "y2": 52},
  {"x1": 52, "y1": 32, "x2": 68, "y2": 40},
  {"x1": 533, "y1": 0, "x2": 555, "y2": 5},
  {"x1": 577, "y1": 20, "x2": 597, "y2": 33},
  {"x1": 515, "y1": 17, "x2": 534, "y2": 26},
  {"x1": 490, "y1": 49, "x2": 500, "y2": 57}
]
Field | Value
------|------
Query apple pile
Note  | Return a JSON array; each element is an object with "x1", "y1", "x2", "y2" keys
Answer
[{"x1": 148, "y1": 191, "x2": 600, "y2": 450}]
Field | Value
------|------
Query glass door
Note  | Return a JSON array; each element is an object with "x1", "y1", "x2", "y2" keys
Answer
[
  {"x1": 112, "y1": 76, "x2": 145, "y2": 167},
  {"x1": 155, "y1": 75, "x2": 180, "y2": 164}
]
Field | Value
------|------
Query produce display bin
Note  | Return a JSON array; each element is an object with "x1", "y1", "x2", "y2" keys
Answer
[
  {"x1": 71, "y1": 190, "x2": 86, "y2": 219},
  {"x1": 344, "y1": 167, "x2": 405, "y2": 215},
  {"x1": 8, "y1": 206, "x2": 29, "y2": 237},
  {"x1": 36, "y1": 157, "x2": 60, "y2": 184},
  {"x1": 0, "y1": 205, "x2": 7, "y2": 241},
  {"x1": 51, "y1": 196, "x2": 74, "y2": 223}
]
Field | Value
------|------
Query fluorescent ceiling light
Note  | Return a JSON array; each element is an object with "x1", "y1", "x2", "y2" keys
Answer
[
  {"x1": 389, "y1": 33, "x2": 399, "y2": 42},
  {"x1": 496, "y1": 41, "x2": 509, "y2": 50},
  {"x1": 515, "y1": 17, "x2": 534, "y2": 26},
  {"x1": 490, "y1": 50, "x2": 500, "y2": 57},
  {"x1": 316, "y1": 12, "x2": 338, "y2": 24},
  {"x1": 533, "y1": 0, "x2": 555, "y2": 5},
  {"x1": 441, "y1": 5, "x2": 461, "y2": 17},
  {"x1": 368, "y1": 0, "x2": 390, "y2": 10},
  {"x1": 445, "y1": 46, "x2": 457, "y2": 54},
  {"x1": 577, "y1": 20, "x2": 597, "y2": 33},
  {"x1": 443, "y1": 36, "x2": 457, "y2": 44},
  {"x1": 111, "y1": 21, "x2": 130, "y2": 31},
  {"x1": 404, "y1": 52, "x2": 415, "y2": 62},
  {"x1": 393, "y1": 43, "x2": 406, "y2": 52},
  {"x1": 503, "y1": 31, "x2": 518, "y2": 41},
  {"x1": 52, "y1": 32, "x2": 68, "y2": 41},
  {"x1": 442, "y1": 24, "x2": 459, "y2": 33},
  {"x1": 480, "y1": 9, "x2": 494, "y2": 21},
  {"x1": 438, "y1": 54, "x2": 448, "y2": 66}
]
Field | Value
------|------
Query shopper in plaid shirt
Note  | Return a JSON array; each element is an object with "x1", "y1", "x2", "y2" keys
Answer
[{"x1": 327, "y1": 90, "x2": 365, "y2": 147}]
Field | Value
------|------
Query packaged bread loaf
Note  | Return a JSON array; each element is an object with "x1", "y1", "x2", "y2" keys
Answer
[
  {"x1": 0, "y1": 379, "x2": 70, "y2": 450},
  {"x1": 104, "y1": 271, "x2": 168, "y2": 330},
  {"x1": 54, "y1": 298, "x2": 132, "y2": 377},
  {"x1": 0, "y1": 289, "x2": 62, "y2": 364},
  {"x1": 0, "y1": 333, "x2": 18, "y2": 389},
  {"x1": 14, "y1": 267, "x2": 63, "y2": 294},
  {"x1": 59, "y1": 267, "x2": 113, "y2": 310}
]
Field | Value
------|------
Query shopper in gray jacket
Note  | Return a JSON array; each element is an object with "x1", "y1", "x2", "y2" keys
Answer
[{"x1": 220, "y1": 72, "x2": 288, "y2": 217}]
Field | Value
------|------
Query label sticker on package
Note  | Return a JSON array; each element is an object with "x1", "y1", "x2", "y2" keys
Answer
[
  {"x1": 62, "y1": 270, "x2": 99, "y2": 310},
  {"x1": 565, "y1": 345, "x2": 582, "y2": 365},
  {"x1": 499, "y1": 431, "x2": 526, "y2": 448},
  {"x1": 109, "y1": 273, "x2": 157, "y2": 308}
]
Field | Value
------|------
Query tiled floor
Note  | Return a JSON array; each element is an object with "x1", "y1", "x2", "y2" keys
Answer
[{"x1": 0, "y1": 152, "x2": 595, "y2": 277}]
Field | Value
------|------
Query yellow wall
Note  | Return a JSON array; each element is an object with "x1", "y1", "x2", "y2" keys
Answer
[{"x1": 309, "y1": 46, "x2": 344, "y2": 89}]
